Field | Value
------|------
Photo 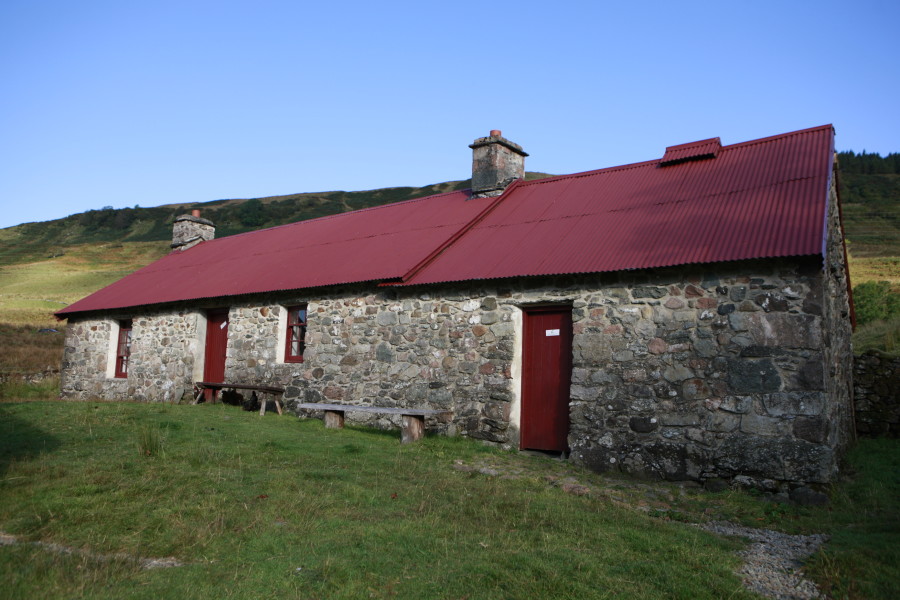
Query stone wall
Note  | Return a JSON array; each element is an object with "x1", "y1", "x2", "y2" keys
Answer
[
  {"x1": 60, "y1": 318, "x2": 129, "y2": 400},
  {"x1": 60, "y1": 258, "x2": 852, "y2": 487},
  {"x1": 558, "y1": 261, "x2": 844, "y2": 487},
  {"x1": 820, "y1": 176, "x2": 856, "y2": 454},
  {"x1": 127, "y1": 311, "x2": 204, "y2": 403},
  {"x1": 61, "y1": 311, "x2": 203, "y2": 403},
  {"x1": 853, "y1": 351, "x2": 900, "y2": 437}
]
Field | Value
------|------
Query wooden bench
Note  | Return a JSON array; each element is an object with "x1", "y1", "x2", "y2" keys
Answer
[
  {"x1": 192, "y1": 382, "x2": 286, "y2": 415},
  {"x1": 294, "y1": 403, "x2": 452, "y2": 443}
]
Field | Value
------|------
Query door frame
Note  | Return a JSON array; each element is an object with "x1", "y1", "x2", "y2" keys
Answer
[{"x1": 519, "y1": 304, "x2": 573, "y2": 452}]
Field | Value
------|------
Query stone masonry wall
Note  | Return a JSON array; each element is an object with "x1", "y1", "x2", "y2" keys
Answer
[
  {"x1": 127, "y1": 310, "x2": 203, "y2": 403},
  {"x1": 60, "y1": 256, "x2": 851, "y2": 486},
  {"x1": 60, "y1": 318, "x2": 129, "y2": 400},
  {"x1": 279, "y1": 257, "x2": 844, "y2": 486},
  {"x1": 61, "y1": 310, "x2": 204, "y2": 403},
  {"x1": 564, "y1": 260, "x2": 843, "y2": 487},
  {"x1": 853, "y1": 351, "x2": 900, "y2": 437},
  {"x1": 820, "y1": 176, "x2": 856, "y2": 453}
]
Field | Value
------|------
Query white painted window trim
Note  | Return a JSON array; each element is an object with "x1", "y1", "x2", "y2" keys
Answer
[
  {"x1": 104, "y1": 320, "x2": 120, "y2": 379},
  {"x1": 276, "y1": 306, "x2": 289, "y2": 364},
  {"x1": 192, "y1": 311, "x2": 208, "y2": 383},
  {"x1": 509, "y1": 307, "x2": 524, "y2": 432}
]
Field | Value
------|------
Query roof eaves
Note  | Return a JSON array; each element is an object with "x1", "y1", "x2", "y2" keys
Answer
[{"x1": 55, "y1": 275, "x2": 402, "y2": 319}]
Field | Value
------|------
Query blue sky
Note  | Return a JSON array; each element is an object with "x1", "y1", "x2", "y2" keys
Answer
[{"x1": 1, "y1": 0, "x2": 898, "y2": 229}]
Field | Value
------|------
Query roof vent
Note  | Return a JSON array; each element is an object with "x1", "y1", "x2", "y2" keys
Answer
[{"x1": 660, "y1": 137, "x2": 722, "y2": 166}]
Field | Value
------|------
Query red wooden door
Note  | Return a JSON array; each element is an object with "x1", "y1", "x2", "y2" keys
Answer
[
  {"x1": 204, "y1": 309, "x2": 229, "y2": 399},
  {"x1": 520, "y1": 307, "x2": 573, "y2": 452}
]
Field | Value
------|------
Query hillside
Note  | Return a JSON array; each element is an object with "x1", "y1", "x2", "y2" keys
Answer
[
  {"x1": 0, "y1": 180, "x2": 463, "y2": 268},
  {"x1": 838, "y1": 151, "x2": 900, "y2": 257},
  {"x1": 0, "y1": 173, "x2": 558, "y2": 268}
]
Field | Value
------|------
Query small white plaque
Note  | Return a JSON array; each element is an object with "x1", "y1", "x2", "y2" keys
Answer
[
  {"x1": 546, "y1": 329, "x2": 560, "y2": 336},
  {"x1": 220, "y1": 321, "x2": 227, "y2": 329}
]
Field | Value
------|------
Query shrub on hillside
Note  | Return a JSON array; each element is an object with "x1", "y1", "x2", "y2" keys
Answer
[
  {"x1": 853, "y1": 317, "x2": 900, "y2": 356},
  {"x1": 853, "y1": 281, "x2": 900, "y2": 326}
]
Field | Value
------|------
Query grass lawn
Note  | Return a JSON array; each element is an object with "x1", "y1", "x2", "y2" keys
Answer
[{"x1": 1, "y1": 402, "x2": 898, "y2": 600}]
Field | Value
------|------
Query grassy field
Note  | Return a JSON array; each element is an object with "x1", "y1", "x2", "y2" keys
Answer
[
  {"x1": 0, "y1": 241, "x2": 168, "y2": 380},
  {"x1": 847, "y1": 254, "x2": 900, "y2": 286},
  {"x1": 0, "y1": 241, "x2": 168, "y2": 327},
  {"x1": 0, "y1": 401, "x2": 897, "y2": 600}
]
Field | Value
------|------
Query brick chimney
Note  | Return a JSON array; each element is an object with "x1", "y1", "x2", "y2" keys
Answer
[
  {"x1": 171, "y1": 209, "x2": 215, "y2": 251},
  {"x1": 469, "y1": 130, "x2": 528, "y2": 198}
]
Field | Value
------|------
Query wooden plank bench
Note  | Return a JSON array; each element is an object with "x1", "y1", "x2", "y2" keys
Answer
[
  {"x1": 294, "y1": 403, "x2": 452, "y2": 443},
  {"x1": 192, "y1": 382, "x2": 286, "y2": 415}
]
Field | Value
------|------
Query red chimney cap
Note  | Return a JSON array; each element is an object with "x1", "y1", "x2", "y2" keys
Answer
[
  {"x1": 490, "y1": 130, "x2": 502, "y2": 138},
  {"x1": 191, "y1": 209, "x2": 201, "y2": 218}
]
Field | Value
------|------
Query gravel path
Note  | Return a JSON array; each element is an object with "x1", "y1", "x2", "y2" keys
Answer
[{"x1": 700, "y1": 521, "x2": 828, "y2": 600}]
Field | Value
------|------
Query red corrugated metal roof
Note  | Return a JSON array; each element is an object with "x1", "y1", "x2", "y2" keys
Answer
[
  {"x1": 57, "y1": 125, "x2": 836, "y2": 317},
  {"x1": 405, "y1": 125, "x2": 834, "y2": 286},
  {"x1": 57, "y1": 190, "x2": 490, "y2": 316}
]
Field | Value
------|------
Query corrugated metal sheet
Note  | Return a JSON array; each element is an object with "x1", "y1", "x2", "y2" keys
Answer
[
  {"x1": 405, "y1": 125, "x2": 835, "y2": 285},
  {"x1": 660, "y1": 137, "x2": 722, "y2": 165},
  {"x1": 57, "y1": 124, "x2": 836, "y2": 317},
  {"x1": 57, "y1": 190, "x2": 490, "y2": 316}
]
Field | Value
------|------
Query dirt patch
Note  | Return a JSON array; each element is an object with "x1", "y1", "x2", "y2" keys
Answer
[{"x1": 0, "y1": 531, "x2": 184, "y2": 570}]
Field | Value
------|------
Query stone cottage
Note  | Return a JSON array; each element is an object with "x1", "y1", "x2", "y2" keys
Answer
[{"x1": 57, "y1": 125, "x2": 855, "y2": 488}]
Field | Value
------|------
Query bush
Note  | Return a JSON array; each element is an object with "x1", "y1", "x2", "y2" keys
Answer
[
  {"x1": 853, "y1": 281, "x2": 900, "y2": 326},
  {"x1": 853, "y1": 317, "x2": 900, "y2": 356}
]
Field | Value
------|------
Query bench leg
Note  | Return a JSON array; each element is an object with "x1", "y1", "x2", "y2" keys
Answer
[
  {"x1": 275, "y1": 398, "x2": 283, "y2": 416},
  {"x1": 259, "y1": 396, "x2": 266, "y2": 416},
  {"x1": 401, "y1": 415, "x2": 425, "y2": 444},
  {"x1": 323, "y1": 410, "x2": 345, "y2": 429}
]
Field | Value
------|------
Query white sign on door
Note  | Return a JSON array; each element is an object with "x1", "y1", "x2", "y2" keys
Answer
[{"x1": 545, "y1": 329, "x2": 560, "y2": 336}]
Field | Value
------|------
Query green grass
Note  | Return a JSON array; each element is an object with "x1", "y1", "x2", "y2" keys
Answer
[
  {"x1": 0, "y1": 402, "x2": 897, "y2": 599},
  {"x1": 0, "y1": 241, "x2": 169, "y2": 326},
  {"x1": 0, "y1": 402, "x2": 753, "y2": 600},
  {"x1": 853, "y1": 317, "x2": 900, "y2": 356},
  {"x1": 0, "y1": 376, "x2": 59, "y2": 401},
  {"x1": 806, "y1": 439, "x2": 900, "y2": 600}
]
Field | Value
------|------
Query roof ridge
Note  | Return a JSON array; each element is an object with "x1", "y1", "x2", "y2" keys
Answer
[
  {"x1": 518, "y1": 159, "x2": 661, "y2": 187},
  {"x1": 516, "y1": 124, "x2": 834, "y2": 189},
  {"x1": 720, "y1": 124, "x2": 833, "y2": 152}
]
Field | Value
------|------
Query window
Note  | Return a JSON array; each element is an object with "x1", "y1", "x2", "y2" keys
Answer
[
  {"x1": 114, "y1": 320, "x2": 133, "y2": 378},
  {"x1": 284, "y1": 305, "x2": 307, "y2": 363}
]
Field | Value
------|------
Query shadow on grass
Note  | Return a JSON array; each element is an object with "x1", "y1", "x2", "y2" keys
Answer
[
  {"x1": 341, "y1": 424, "x2": 406, "y2": 440},
  {"x1": 0, "y1": 404, "x2": 61, "y2": 476}
]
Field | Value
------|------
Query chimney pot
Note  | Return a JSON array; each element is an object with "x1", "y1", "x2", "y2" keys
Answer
[
  {"x1": 490, "y1": 129, "x2": 502, "y2": 138},
  {"x1": 192, "y1": 209, "x2": 201, "y2": 218}
]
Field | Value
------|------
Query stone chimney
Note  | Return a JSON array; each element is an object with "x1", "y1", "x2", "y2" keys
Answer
[
  {"x1": 171, "y1": 209, "x2": 215, "y2": 251},
  {"x1": 469, "y1": 130, "x2": 528, "y2": 198}
]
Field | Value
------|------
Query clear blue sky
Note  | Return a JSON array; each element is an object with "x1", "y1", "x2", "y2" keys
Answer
[{"x1": 1, "y1": 0, "x2": 898, "y2": 229}]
